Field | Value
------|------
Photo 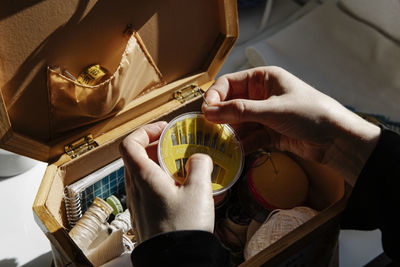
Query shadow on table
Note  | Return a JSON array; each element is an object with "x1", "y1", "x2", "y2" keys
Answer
[
  {"x1": 0, "y1": 252, "x2": 53, "y2": 267},
  {"x1": 0, "y1": 258, "x2": 17, "y2": 267},
  {"x1": 20, "y1": 252, "x2": 52, "y2": 267}
]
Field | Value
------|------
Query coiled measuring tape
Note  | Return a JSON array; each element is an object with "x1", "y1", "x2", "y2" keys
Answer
[{"x1": 77, "y1": 64, "x2": 108, "y2": 86}]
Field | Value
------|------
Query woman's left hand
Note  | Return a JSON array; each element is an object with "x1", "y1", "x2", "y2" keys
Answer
[{"x1": 120, "y1": 121, "x2": 215, "y2": 243}]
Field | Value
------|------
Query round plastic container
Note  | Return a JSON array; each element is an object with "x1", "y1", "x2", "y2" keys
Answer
[{"x1": 158, "y1": 112, "x2": 244, "y2": 196}]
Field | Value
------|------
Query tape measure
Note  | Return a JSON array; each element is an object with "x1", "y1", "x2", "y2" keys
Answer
[
  {"x1": 77, "y1": 64, "x2": 108, "y2": 86},
  {"x1": 158, "y1": 112, "x2": 244, "y2": 195}
]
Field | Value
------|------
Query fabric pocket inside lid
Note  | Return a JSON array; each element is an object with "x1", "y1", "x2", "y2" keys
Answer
[{"x1": 47, "y1": 32, "x2": 164, "y2": 138}]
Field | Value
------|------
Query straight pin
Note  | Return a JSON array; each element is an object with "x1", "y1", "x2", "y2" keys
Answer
[
  {"x1": 267, "y1": 152, "x2": 279, "y2": 175},
  {"x1": 197, "y1": 87, "x2": 209, "y2": 106}
]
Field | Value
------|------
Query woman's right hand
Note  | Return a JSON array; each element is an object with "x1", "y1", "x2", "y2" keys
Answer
[{"x1": 202, "y1": 66, "x2": 381, "y2": 186}]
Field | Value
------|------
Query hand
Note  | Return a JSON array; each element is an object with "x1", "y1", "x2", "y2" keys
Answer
[
  {"x1": 202, "y1": 66, "x2": 381, "y2": 186},
  {"x1": 120, "y1": 121, "x2": 215, "y2": 243}
]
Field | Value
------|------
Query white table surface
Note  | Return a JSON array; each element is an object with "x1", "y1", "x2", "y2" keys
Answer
[
  {"x1": 0, "y1": 1, "x2": 384, "y2": 266},
  {"x1": 0, "y1": 161, "x2": 52, "y2": 267}
]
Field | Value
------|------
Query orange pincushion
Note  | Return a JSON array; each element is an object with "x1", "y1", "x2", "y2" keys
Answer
[{"x1": 248, "y1": 152, "x2": 309, "y2": 210}]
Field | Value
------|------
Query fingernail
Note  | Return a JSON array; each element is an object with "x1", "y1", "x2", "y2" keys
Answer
[
  {"x1": 204, "y1": 106, "x2": 220, "y2": 112},
  {"x1": 204, "y1": 106, "x2": 220, "y2": 120}
]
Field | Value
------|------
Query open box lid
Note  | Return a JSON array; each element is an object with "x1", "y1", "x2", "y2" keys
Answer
[{"x1": 0, "y1": 0, "x2": 238, "y2": 163}]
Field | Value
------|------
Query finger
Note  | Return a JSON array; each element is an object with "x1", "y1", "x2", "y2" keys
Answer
[
  {"x1": 184, "y1": 154, "x2": 213, "y2": 194},
  {"x1": 204, "y1": 70, "x2": 251, "y2": 106},
  {"x1": 123, "y1": 149, "x2": 176, "y2": 204},
  {"x1": 203, "y1": 87, "x2": 223, "y2": 108},
  {"x1": 120, "y1": 121, "x2": 173, "y2": 190},
  {"x1": 133, "y1": 158, "x2": 176, "y2": 195},
  {"x1": 146, "y1": 141, "x2": 159, "y2": 163},
  {"x1": 121, "y1": 121, "x2": 167, "y2": 154},
  {"x1": 123, "y1": 169, "x2": 141, "y2": 242},
  {"x1": 183, "y1": 154, "x2": 215, "y2": 232},
  {"x1": 204, "y1": 67, "x2": 281, "y2": 108},
  {"x1": 203, "y1": 98, "x2": 280, "y2": 125},
  {"x1": 120, "y1": 121, "x2": 166, "y2": 164}
]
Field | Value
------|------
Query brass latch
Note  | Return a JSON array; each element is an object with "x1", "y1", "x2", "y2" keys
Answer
[
  {"x1": 173, "y1": 84, "x2": 202, "y2": 103},
  {"x1": 65, "y1": 134, "x2": 98, "y2": 159}
]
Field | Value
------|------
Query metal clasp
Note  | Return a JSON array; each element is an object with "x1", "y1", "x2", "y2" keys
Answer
[
  {"x1": 65, "y1": 134, "x2": 98, "y2": 159},
  {"x1": 173, "y1": 84, "x2": 201, "y2": 103}
]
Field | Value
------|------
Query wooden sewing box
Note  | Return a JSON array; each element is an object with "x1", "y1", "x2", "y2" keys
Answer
[{"x1": 0, "y1": 1, "x2": 348, "y2": 266}]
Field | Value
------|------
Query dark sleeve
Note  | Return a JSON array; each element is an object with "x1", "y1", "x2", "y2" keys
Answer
[
  {"x1": 341, "y1": 128, "x2": 400, "y2": 262},
  {"x1": 131, "y1": 230, "x2": 230, "y2": 267}
]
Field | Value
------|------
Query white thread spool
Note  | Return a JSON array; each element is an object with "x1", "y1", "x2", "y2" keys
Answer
[
  {"x1": 110, "y1": 209, "x2": 132, "y2": 234},
  {"x1": 69, "y1": 197, "x2": 113, "y2": 251},
  {"x1": 244, "y1": 206, "x2": 318, "y2": 260}
]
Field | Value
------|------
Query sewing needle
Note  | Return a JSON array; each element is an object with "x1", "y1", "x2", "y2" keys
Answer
[{"x1": 197, "y1": 87, "x2": 209, "y2": 106}]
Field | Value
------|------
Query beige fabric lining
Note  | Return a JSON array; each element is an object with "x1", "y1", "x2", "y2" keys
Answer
[
  {"x1": 47, "y1": 32, "x2": 164, "y2": 138},
  {"x1": 86, "y1": 229, "x2": 125, "y2": 266}
]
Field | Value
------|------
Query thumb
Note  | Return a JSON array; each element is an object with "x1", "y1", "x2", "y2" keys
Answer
[
  {"x1": 184, "y1": 154, "x2": 213, "y2": 193},
  {"x1": 203, "y1": 98, "x2": 275, "y2": 125}
]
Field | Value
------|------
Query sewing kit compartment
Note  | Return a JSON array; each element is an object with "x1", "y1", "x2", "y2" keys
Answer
[{"x1": 0, "y1": 1, "x2": 347, "y2": 266}]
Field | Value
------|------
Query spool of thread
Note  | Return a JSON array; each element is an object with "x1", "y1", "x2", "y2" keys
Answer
[
  {"x1": 69, "y1": 197, "x2": 113, "y2": 251},
  {"x1": 106, "y1": 194, "x2": 127, "y2": 223},
  {"x1": 244, "y1": 206, "x2": 318, "y2": 260},
  {"x1": 224, "y1": 204, "x2": 251, "y2": 246},
  {"x1": 110, "y1": 209, "x2": 132, "y2": 234},
  {"x1": 122, "y1": 234, "x2": 135, "y2": 252},
  {"x1": 246, "y1": 219, "x2": 262, "y2": 242},
  {"x1": 106, "y1": 195, "x2": 124, "y2": 216},
  {"x1": 214, "y1": 203, "x2": 251, "y2": 250},
  {"x1": 214, "y1": 204, "x2": 250, "y2": 266}
]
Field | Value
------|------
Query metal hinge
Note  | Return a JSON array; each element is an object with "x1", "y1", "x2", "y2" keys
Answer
[
  {"x1": 65, "y1": 134, "x2": 98, "y2": 159},
  {"x1": 173, "y1": 84, "x2": 201, "y2": 103}
]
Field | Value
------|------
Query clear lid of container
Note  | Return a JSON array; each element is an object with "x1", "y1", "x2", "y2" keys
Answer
[{"x1": 158, "y1": 112, "x2": 244, "y2": 195}]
